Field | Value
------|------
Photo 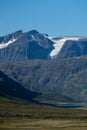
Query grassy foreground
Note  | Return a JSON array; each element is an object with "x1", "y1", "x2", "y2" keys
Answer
[{"x1": 0, "y1": 98, "x2": 87, "y2": 130}]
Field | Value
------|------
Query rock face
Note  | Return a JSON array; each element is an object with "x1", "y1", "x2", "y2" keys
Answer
[
  {"x1": 58, "y1": 38, "x2": 87, "y2": 58},
  {"x1": 0, "y1": 30, "x2": 54, "y2": 62}
]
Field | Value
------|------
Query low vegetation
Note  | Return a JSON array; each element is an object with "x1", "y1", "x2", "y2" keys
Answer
[{"x1": 0, "y1": 98, "x2": 87, "y2": 130}]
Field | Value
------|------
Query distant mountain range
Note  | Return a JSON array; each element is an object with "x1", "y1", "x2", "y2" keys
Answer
[
  {"x1": 1, "y1": 30, "x2": 87, "y2": 103},
  {"x1": 0, "y1": 30, "x2": 87, "y2": 62}
]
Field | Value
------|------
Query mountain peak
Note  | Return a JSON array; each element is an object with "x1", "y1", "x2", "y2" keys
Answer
[
  {"x1": 13, "y1": 30, "x2": 23, "y2": 35},
  {"x1": 1, "y1": 29, "x2": 87, "y2": 62},
  {"x1": 28, "y1": 30, "x2": 39, "y2": 35},
  {"x1": 11, "y1": 30, "x2": 23, "y2": 38}
]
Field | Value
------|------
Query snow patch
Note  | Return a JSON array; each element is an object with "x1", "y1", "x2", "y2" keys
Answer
[
  {"x1": 0, "y1": 39, "x2": 17, "y2": 49},
  {"x1": 49, "y1": 37, "x2": 80, "y2": 58},
  {"x1": 31, "y1": 35, "x2": 36, "y2": 40}
]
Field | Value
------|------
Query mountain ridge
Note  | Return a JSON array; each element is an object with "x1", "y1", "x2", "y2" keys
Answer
[
  {"x1": 1, "y1": 56, "x2": 87, "y2": 101},
  {"x1": 0, "y1": 29, "x2": 87, "y2": 102},
  {"x1": 0, "y1": 30, "x2": 87, "y2": 62}
]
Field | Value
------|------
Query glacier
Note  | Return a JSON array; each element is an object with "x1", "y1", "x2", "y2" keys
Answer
[{"x1": 49, "y1": 37, "x2": 80, "y2": 58}]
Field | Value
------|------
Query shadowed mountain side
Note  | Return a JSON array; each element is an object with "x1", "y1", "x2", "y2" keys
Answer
[
  {"x1": 0, "y1": 71, "x2": 39, "y2": 101},
  {"x1": 0, "y1": 70, "x2": 73, "y2": 104}
]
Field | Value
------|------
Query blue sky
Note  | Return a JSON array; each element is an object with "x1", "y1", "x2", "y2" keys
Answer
[{"x1": 0, "y1": 0, "x2": 87, "y2": 36}]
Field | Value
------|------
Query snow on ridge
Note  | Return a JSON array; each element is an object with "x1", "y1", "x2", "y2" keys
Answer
[
  {"x1": 49, "y1": 37, "x2": 80, "y2": 58},
  {"x1": 62, "y1": 36, "x2": 81, "y2": 41},
  {"x1": 0, "y1": 38, "x2": 17, "y2": 49}
]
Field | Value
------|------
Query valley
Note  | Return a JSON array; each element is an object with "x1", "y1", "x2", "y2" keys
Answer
[
  {"x1": 0, "y1": 98, "x2": 87, "y2": 130},
  {"x1": 1, "y1": 0, "x2": 87, "y2": 129},
  {"x1": 0, "y1": 30, "x2": 87, "y2": 129}
]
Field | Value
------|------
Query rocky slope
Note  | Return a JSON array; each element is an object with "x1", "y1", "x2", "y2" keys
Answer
[
  {"x1": 1, "y1": 30, "x2": 87, "y2": 102},
  {"x1": 0, "y1": 30, "x2": 53, "y2": 62},
  {"x1": 0, "y1": 56, "x2": 87, "y2": 101}
]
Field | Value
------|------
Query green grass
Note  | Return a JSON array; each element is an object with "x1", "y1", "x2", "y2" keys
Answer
[{"x1": 0, "y1": 98, "x2": 87, "y2": 130}]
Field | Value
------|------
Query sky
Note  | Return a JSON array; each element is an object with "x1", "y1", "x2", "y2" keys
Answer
[{"x1": 0, "y1": 0, "x2": 87, "y2": 37}]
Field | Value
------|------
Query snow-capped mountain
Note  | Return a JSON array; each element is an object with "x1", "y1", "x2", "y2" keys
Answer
[
  {"x1": 0, "y1": 30, "x2": 53, "y2": 62},
  {"x1": 0, "y1": 29, "x2": 87, "y2": 62},
  {"x1": 1, "y1": 30, "x2": 87, "y2": 101}
]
